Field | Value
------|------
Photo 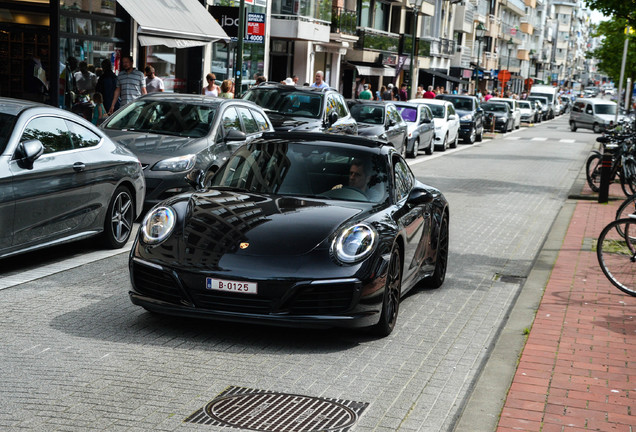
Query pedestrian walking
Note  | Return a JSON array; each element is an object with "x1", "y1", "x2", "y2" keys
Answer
[
  {"x1": 144, "y1": 66, "x2": 164, "y2": 93},
  {"x1": 219, "y1": 80, "x2": 234, "y2": 99},
  {"x1": 311, "y1": 71, "x2": 329, "y2": 89},
  {"x1": 96, "y1": 59, "x2": 119, "y2": 113},
  {"x1": 358, "y1": 84, "x2": 373, "y2": 100},
  {"x1": 91, "y1": 92, "x2": 107, "y2": 125},
  {"x1": 108, "y1": 55, "x2": 146, "y2": 114},
  {"x1": 202, "y1": 73, "x2": 220, "y2": 96},
  {"x1": 423, "y1": 85, "x2": 436, "y2": 99},
  {"x1": 382, "y1": 84, "x2": 394, "y2": 101},
  {"x1": 74, "y1": 61, "x2": 97, "y2": 97},
  {"x1": 399, "y1": 83, "x2": 408, "y2": 101}
]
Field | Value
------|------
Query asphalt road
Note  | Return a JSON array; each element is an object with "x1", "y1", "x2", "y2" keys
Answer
[{"x1": 0, "y1": 114, "x2": 598, "y2": 431}]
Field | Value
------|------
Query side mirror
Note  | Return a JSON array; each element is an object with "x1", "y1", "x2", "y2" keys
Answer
[
  {"x1": 224, "y1": 129, "x2": 246, "y2": 142},
  {"x1": 17, "y1": 139, "x2": 44, "y2": 169},
  {"x1": 448, "y1": 114, "x2": 458, "y2": 121},
  {"x1": 420, "y1": 118, "x2": 431, "y2": 124},
  {"x1": 185, "y1": 168, "x2": 206, "y2": 190},
  {"x1": 407, "y1": 187, "x2": 434, "y2": 205},
  {"x1": 387, "y1": 118, "x2": 396, "y2": 128},
  {"x1": 328, "y1": 111, "x2": 339, "y2": 126}
]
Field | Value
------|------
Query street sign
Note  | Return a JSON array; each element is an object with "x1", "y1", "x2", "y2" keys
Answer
[
  {"x1": 498, "y1": 70, "x2": 511, "y2": 81},
  {"x1": 246, "y1": 13, "x2": 265, "y2": 44}
]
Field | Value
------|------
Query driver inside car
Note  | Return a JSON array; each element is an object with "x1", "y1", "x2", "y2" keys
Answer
[{"x1": 332, "y1": 158, "x2": 371, "y2": 196}]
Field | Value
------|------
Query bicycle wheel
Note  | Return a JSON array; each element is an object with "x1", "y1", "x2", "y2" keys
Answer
[
  {"x1": 620, "y1": 158, "x2": 636, "y2": 196},
  {"x1": 586, "y1": 153, "x2": 602, "y2": 192},
  {"x1": 615, "y1": 195, "x2": 636, "y2": 238},
  {"x1": 597, "y1": 217, "x2": 636, "y2": 296}
]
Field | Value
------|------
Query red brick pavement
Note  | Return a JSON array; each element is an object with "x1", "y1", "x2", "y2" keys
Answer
[{"x1": 497, "y1": 182, "x2": 636, "y2": 431}]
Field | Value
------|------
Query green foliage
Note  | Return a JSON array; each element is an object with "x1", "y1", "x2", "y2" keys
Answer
[
  {"x1": 585, "y1": 0, "x2": 636, "y2": 27},
  {"x1": 588, "y1": 17, "x2": 636, "y2": 82}
]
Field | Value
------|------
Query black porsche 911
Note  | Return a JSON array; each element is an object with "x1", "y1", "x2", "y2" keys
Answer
[{"x1": 128, "y1": 132, "x2": 449, "y2": 336}]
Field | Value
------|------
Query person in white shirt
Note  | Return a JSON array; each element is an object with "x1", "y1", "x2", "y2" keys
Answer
[
  {"x1": 310, "y1": 71, "x2": 329, "y2": 89},
  {"x1": 144, "y1": 66, "x2": 164, "y2": 93}
]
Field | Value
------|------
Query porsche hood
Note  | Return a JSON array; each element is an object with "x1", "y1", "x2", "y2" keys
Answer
[{"x1": 182, "y1": 190, "x2": 363, "y2": 257}]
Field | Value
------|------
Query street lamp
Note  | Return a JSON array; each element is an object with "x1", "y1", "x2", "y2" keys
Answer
[
  {"x1": 474, "y1": 22, "x2": 486, "y2": 97},
  {"x1": 506, "y1": 37, "x2": 514, "y2": 94},
  {"x1": 408, "y1": 0, "x2": 424, "y2": 99}
]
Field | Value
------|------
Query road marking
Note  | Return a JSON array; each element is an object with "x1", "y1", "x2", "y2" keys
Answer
[
  {"x1": 560, "y1": 139, "x2": 576, "y2": 143},
  {"x1": 531, "y1": 137, "x2": 548, "y2": 141},
  {"x1": 0, "y1": 236, "x2": 136, "y2": 291},
  {"x1": 505, "y1": 137, "x2": 521, "y2": 140}
]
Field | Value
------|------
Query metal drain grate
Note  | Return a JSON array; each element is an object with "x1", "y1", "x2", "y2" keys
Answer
[
  {"x1": 493, "y1": 273, "x2": 526, "y2": 284},
  {"x1": 185, "y1": 386, "x2": 368, "y2": 432}
]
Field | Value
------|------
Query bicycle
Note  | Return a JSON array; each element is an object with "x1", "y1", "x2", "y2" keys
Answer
[
  {"x1": 596, "y1": 215, "x2": 636, "y2": 296},
  {"x1": 586, "y1": 133, "x2": 636, "y2": 197}
]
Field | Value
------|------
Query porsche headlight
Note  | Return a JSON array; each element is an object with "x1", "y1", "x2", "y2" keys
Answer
[
  {"x1": 152, "y1": 154, "x2": 196, "y2": 172},
  {"x1": 333, "y1": 223, "x2": 377, "y2": 264},
  {"x1": 141, "y1": 207, "x2": 176, "y2": 244}
]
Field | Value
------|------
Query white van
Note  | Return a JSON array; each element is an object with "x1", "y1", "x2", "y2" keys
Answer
[
  {"x1": 569, "y1": 98, "x2": 625, "y2": 133},
  {"x1": 529, "y1": 85, "x2": 559, "y2": 119}
]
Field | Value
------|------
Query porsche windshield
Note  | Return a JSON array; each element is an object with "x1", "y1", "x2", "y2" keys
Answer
[
  {"x1": 243, "y1": 89, "x2": 323, "y2": 119},
  {"x1": 211, "y1": 142, "x2": 389, "y2": 203},
  {"x1": 104, "y1": 100, "x2": 216, "y2": 138}
]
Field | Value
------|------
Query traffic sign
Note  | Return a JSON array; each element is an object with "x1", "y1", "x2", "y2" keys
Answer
[{"x1": 498, "y1": 70, "x2": 511, "y2": 81}]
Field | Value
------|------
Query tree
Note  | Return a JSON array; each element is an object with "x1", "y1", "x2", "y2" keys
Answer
[
  {"x1": 589, "y1": 18, "x2": 636, "y2": 109},
  {"x1": 585, "y1": 0, "x2": 636, "y2": 28}
]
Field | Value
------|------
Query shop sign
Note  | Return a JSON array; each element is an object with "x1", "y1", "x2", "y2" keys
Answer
[{"x1": 246, "y1": 13, "x2": 265, "y2": 44}]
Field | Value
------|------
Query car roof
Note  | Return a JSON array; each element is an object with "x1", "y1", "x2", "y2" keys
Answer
[
  {"x1": 410, "y1": 99, "x2": 448, "y2": 106},
  {"x1": 257, "y1": 131, "x2": 389, "y2": 150},
  {"x1": 135, "y1": 93, "x2": 258, "y2": 107},
  {"x1": 0, "y1": 97, "x2": 50, "y2": 115},
  {"x1": 246, "y1": 83, "x2": 337, "y2": 94},
  {"x1": 577, "y1": 98, "x2": 615, "y2": 104},
  {"x1": 347, "y1": 100, "x2": 388, "y2": 107},
  {"x1": 436, "y1": 94, "x2": 476, "y2": 100}
]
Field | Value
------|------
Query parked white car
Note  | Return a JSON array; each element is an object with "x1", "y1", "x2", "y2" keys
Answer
[
  {"x1": 410, "y1": 99, "x2": 460, "y2": 151},
  {"x1": 517, "y1": 100, "x2": 538, "y2": 123},
  {"x1": 489, "y1": 97, "x2": 521, "y2": 129}
]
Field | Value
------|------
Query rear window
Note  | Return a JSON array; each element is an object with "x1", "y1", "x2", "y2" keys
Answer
[
  {"x1": 396, "y1": 106, "x2": 417, "y2": 122},
  {"x1": 0, "y1": 113, "x2": 17, "y2": 154},
  {"x1": 243, "y1": 89, "x2": 323, "y2": 118}
]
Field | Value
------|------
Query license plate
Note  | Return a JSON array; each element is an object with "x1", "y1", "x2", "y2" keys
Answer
[{"x1": 206, "y1": 277, "x2": 258, "y2": 295}]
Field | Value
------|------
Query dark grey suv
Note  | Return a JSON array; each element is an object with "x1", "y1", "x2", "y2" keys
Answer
[
  {"x1": 102, "y1": 94, "x2": 273, "y2": 207},
  {"x1": 435, "y1": 94, "x2": 484, "y2": 144},
  {"x1": 242, "y1": 83, "x2": 358, "y2": 135}
]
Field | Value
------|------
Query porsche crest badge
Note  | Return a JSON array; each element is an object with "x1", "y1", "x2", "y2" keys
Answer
[{"x1": 239, "y1": 242, "x2": 250, "y2": 249}]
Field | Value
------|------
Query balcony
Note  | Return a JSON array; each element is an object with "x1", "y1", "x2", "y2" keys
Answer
[
  {"x1": 355, "y1": 28, "x2": 400, "y2": 53},
  {"x1": 428, "y1": 38, "x2": 456, "y2": 58},
  {"x1": 330, "y1": 8, "x2": 357, "y2": 36},
  {"x1": 271, "y1": 14, "x2": 331, "y2": 42},
  {"x1": 402, "y1": 35, "x2": 431, "y2": 57}
]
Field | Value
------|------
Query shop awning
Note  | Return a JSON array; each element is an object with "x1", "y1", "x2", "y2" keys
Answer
[
  {"x1": 355, "y1": 65, "x2": 396, "y2": 77},
  {"x1": 422, "y1": 69, "x2": 467, "y2": 84},
  {"x1": 118, "y1": 0, "x2": 229, "y2": 47}
]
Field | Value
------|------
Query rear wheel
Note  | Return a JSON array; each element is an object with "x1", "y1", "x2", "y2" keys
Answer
[
  {"x1": 372, "y1": 245, "x2": 402, "y2": 336},
  {"x1": 102, "y1": 186, "x2": 134, "y2": 249},
  {"x1": 620, "y1": 158, "x2": 636, "y2": 197},
  {"x1": 593, "y1": 123, "x2": 602, "y2": 133},
  {"x1": 585, "y1": 153, "x2": 602, "y2": 193},
  {"x1": 424, "y1": 214, "x2": 449, "y2": 288}
]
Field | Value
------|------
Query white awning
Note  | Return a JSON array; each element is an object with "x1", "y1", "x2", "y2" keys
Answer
[
  {"x1": 118, "y1": 0, "x2": 229, "y2": 46},
  {"x1": 355, "y1": 65, "x2": 396, "y2": 77}
]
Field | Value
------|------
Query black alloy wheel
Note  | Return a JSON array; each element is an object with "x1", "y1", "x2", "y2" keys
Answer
[
  {"x1": 103, "y1": 186, "x2": 134, "y2": 248},
  {"x1": 424, "y1": 214, "x2": 449, "y2": 288},
  {"x1": 372, "y1": 245, "x2": 402, "y2": 337}
]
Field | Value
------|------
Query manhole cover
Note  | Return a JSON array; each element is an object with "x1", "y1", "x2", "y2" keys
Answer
[{"x1": 185, "y1": 386, "x2": 368, "y2": 432}]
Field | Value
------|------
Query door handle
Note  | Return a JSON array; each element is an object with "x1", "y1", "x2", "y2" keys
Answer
[{"x1": 73, "y1": 162, "x2": 86, "y2": 172}]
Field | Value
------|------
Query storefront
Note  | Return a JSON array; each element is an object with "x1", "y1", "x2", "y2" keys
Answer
[{"x1": 0, "y1": 0, "x2": 227, "y2": 110}]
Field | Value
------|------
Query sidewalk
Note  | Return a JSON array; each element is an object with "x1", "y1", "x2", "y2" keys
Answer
[{"x1": 496, "y1": 182, "x2": 636, "y2": 431}]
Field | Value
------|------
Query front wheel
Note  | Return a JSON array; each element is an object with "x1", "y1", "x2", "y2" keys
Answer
[
  {"x1": 466, "y1": 128, "x2": 476, "y2": 144},
  {"x1": 593, "y1": 123, "x2": 602, "y2": 134},
  {"x1": 102, "y1": 186, "x2": 135, "y2": 248},
  {"x1": 586, "y1": 153, "x2": 602, "y2": 193},
  {"x1": 371, "y1": 245, "x2": 402, "y2": 336},
  {"x1": 408, "y1": 138, "x2": 419, "y2": 158},
  {"x1": 570, "y1": 121, "x2": 577, "y2": 132},
  {"x1": 450, "y1": 133, "x2": 458, "y2": 149},
  {"x1": 596, "y1": 218, "x2": 636, "y2": 296}
]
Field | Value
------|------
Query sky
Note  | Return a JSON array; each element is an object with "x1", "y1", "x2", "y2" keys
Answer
[{"x1": 589, "y1": 9, "x2": 609, "y2": 24}]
